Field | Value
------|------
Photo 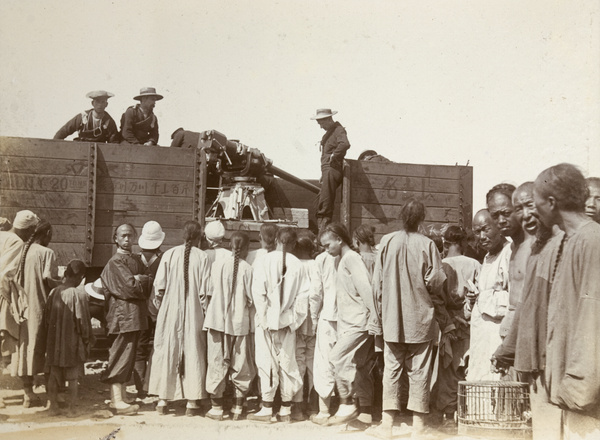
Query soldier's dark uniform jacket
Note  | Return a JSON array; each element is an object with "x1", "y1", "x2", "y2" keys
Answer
[
  {"x1": 54, "y1": 109, "x2": 119, "y2": 143},
  {"x1": 120, "y1": 105, "x2": 159, "y2": 145}
]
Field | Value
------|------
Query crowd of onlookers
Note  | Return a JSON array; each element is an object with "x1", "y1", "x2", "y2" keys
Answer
[{"x1": 0, "y1": 163, "x2": 598, "y2": 440}]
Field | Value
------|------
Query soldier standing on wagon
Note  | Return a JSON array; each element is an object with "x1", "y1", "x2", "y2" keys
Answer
[
  {"x1": 54, "y1": 90, "x2": 119, "y2": 143},
  {"x1": 311, "y1": 108, "x2": 350, "y2": 233}
]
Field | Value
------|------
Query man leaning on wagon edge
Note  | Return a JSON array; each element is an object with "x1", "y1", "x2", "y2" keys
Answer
[
  {"x1": 120, "y1": 87, "x2": 163, "y2": 146},
  {"x1": 54, "y1": 90, "x2": 119, "y2": 143}
]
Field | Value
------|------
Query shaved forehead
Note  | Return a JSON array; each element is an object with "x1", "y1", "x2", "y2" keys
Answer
[
  {"x1": 473, "y1": 209, "x2": 492, "y2": 225},
  {"x1": 513, "y1": 182, "x2": 533, "y2": 201}
]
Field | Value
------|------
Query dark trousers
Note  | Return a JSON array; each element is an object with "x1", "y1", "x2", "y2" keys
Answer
[
  {"x1": 317, "y1": 167, "x2": 342, "y2": 229},
  {"x1": 103, "y1": 331, "x2": 140, "y2": 384},
  {"x1": 133, "y1": 318, "x2": 154, "y2": 393}
]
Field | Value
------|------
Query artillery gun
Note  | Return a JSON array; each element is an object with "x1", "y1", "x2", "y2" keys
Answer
[{"x1": 197, "y1": 129, "x2": 318, "y2": 223}]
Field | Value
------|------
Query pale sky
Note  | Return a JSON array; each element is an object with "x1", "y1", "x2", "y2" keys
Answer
[{"x1": 1, "y1": 0, "x2": 599, "y2": 213}]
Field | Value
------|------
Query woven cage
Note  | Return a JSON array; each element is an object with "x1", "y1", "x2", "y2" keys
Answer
[{"x1": 457, "y1": 381, "x2": 532, "y2": 438}]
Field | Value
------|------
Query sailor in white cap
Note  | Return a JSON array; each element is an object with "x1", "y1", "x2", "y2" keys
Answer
[
  {"x1": 120, "y1": 87, "x2": 163, "y2": 146},
  {"x1": 54, "y1": 90, "x2": 119, "y2": 143},
  {"x1": 204, "y1": 221, "x2": 232, "y2": 270},
  {"x1": 134, "y1": 220, "x2": 166, "y2": 398},
  {"x1": 311, "y1": 109, "x2": 351, "y2": 233}
]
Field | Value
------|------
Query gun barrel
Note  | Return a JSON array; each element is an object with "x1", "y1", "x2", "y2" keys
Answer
[{"x1": 270, "y1": 165, "x2": 320, "y2": 194}]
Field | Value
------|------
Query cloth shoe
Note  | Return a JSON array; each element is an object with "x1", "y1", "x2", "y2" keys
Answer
[
  {"x1": 328, "y1": 403, "x2": 359, "y2": 425},
  {"x1": 310, "y1": 411, "x2": 331, "y2": 426},
  {"x1": 366, "y1": 423, "x2": 393, "y2": 440},
  {"x1": 247, "y1": 406, "x2": 274, "y2": 423},
  {"x1": 206, "y1": 407, "x2": 224, "y2": 421}
]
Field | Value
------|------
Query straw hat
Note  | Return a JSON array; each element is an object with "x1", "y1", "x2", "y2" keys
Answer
[
  {"x1": 85, "y1": 278, "x2": 105, "y2": 301},
  {"x1": 138, "y1": 221, "x2": 165, "y2": 249},
  {"x1": 86, "y1": 90, "x2": 114, "y2": 100},
  {"x1": 134, "y1": 87, "x2": 164, "y2": 101},
  {"x1": 310, "y1": 108, "x2": 337, "y2": 120}
]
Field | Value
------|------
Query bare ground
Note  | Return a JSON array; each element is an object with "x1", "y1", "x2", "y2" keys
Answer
[{"x1": 0, "y1": 370, "x2": 486, "y2": 440}]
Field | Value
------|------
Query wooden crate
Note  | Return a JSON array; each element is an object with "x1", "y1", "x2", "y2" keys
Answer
[
  {"x1": 0, "y1": 137, "x2": 205, "y2": 266},
  {"x1": 341, "y1": 159, "x2": 472, "y2": 241}
]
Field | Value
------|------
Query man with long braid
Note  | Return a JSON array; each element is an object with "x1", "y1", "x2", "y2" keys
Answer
[
  {"x1": 369, "y1": 200, "x2": 454, "y2": 439},
  {"x1": 148, "y1": 221, "x2": 210, "y2": 416},
  {"x1": 534, "y1": 164, "x2": 600, "y2": 439},
  {"x1": 12, "y1": 220, "x2": 59, "y2": 407},
  {"x1": 248, "y1": 227, "x2": 310, "y2": 423},
  {"x1": 101, "y1": 224, "x2": 151, "y2": 415},
  {"x1": 0, "y1": 210, "x2": 39, "y2": 409},
  {"x1": 204, "y1": 231, "x2": 256, "y2": 421}
]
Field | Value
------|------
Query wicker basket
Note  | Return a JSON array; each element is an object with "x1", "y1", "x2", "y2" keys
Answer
[{"x1": 457, "y1": 381, "x2": 532, "y2": 438}]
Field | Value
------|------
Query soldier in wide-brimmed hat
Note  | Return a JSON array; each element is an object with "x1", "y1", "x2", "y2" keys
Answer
[
  {"x1": 120, "y1": 87, "x2": 163, "y2": 146},
  {"x1": 54, "y1": 90, "x2": 119, "y2": 143},
  {"x1": 310, "y1": 108, "x2": 351, "y2": 233}
]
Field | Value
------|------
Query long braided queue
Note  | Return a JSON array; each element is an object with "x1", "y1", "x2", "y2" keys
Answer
[
  {"x1": 183, "y1": 240, "x2": 192, "y2": 300},
  {"x1": 17, "y1": 220, "x2": 51, "y2": 286},
  {"x1": 180, "y1": 220, "x2": 202, "y2": 376},
  {"x1": 276, "y1": 228, "x2": 298, "y2": 305},
  {"x1": 551, "y1": 234, "x2": 567, "y2": 285},
  {"x1": 17, "y1": 235, "x2": 35, "y2": 286},
  {"x1": 228, "y1": 231, "x2": 249, "y2": 311}
]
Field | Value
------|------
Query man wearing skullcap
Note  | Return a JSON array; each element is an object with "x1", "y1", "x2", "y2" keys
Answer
[
  {"x1": 0, "y1": 210, "x2": 40, "y2": 406},
  {"x1": 54, "y1": 91, "x2": 119, "y2": 143},
  {"x1": 311, "y1": 109, "x2": 351, "y2": 233},
  {"x1": 204, "y1": 221, "x2": 231, "y2": 270},
  {"x1": 120, "y1": 87, "x2": 163, "y2": 145}
]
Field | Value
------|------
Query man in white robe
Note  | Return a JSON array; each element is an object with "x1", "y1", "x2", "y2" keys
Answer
[
  {"x1": 248, "y1": 241, "x2": 310, "y2": 423},
  {"x1": 467, "y1": 209, "x2": 511, "y2": 382}
]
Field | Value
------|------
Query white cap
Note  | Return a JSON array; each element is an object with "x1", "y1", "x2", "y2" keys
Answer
[
  {"x1": 138, "y1": 221, "x2": 165, "y2": 250},
  {"x1": 205, "y1": 221, "x2": 225, "y2": 243},
  {"x1": 13, "y1": 210, "x2": 39, "y2": 229}
]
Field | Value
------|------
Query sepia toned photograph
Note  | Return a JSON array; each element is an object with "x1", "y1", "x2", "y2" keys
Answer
[{"x1": 1, "y1": 1, "x2": 599, "y2": 439}]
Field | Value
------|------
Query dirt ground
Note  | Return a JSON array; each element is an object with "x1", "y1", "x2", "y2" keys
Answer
[{"x1": 0, "y1": 368, "x2": 502, "y2": 440}]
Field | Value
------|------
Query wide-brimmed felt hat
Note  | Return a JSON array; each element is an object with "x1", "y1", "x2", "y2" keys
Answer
[
  {"x1": 310, "y1": 108, "x2": 338, "y2": 120},
  {"x1": 85, "y1": 278, "x2": 105, "y2": 300},
  {"x1": 138, "y1": 221, "x2": 165, "y2": 249},
  {"x1": 134, "y1": 87, "x2": 164, "y2": 101},
  {"x1": 86, "y1": 90, "x2": 114, "y2": 100}
]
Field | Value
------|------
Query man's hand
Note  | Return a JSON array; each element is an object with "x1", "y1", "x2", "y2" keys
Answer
[
  {"x1": 490, "y1": 356, "x2": 509, "y2": 375},
  {"x1": 444, "y1": 328, "x2": 458, "y2": 342}
]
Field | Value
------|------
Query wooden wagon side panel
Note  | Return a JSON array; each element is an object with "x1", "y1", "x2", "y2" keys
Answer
[
  {"x1": 92, "y1": 144, "x2": 200, "y2": 265},
  {"x1": 345, "y1": 159, "x2": 473, "y2": 240},
  {"x1": 0, "y1": 137, "x2": 94, "y2": 264}
]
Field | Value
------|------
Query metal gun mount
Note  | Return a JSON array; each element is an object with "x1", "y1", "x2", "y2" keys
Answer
[{"x1": 199, "y1": 130, "x2": 318, "y2": 224}]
